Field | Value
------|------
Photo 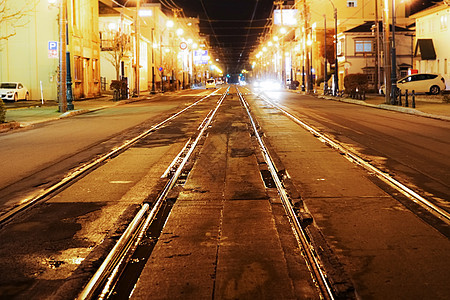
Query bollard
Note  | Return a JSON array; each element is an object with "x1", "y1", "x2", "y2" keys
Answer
[
  {"x1": 412, "y1": 90, "x2": 416, "y2": 108},
  {"x1": 398, "y1": 91, "x2": 402, "y2": 106},
  {"x1": 405, "y1": 89, "x2": 408, "y2": 107},
  {"x1": 363, "y1": 91, "x2": 366, "y2": 100}
]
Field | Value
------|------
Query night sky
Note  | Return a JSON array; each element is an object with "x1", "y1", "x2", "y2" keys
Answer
[{"x1": 157, "y1": 0, "x2": 276, "y2": 74}]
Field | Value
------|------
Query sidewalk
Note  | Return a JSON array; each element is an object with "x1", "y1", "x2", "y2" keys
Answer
[
  {"x1": 0, "y1": 95, "x2": 149, "y2": 133},
  {"x1": 316, "y1": 92, "x2": 450, "y2": 121}
]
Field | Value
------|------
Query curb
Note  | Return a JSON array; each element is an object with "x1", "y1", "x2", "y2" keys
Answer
[
  {"x1": 0, "y1": 96, "x2": 152, "y2": 134},
  {"x1": 317, "y1": 95, "x2": 450, "y2": 122}
]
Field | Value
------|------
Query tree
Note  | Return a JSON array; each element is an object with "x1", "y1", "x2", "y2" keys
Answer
[
  {"x1": 102, "y1": 28, "x2": 133, "y2": 80},
  {"x1": 0, "y1": 0, "x2": 33, "y2": 42}
]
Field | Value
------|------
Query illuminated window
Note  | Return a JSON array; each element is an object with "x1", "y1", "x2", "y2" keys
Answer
[
  {"x1": 347, "y1": 1, "x2": 357, "y2": 7},
  {"x1": 93, "y1": 59, "x2": 99, "y2": 82},
  {"x1": 441, "y1": 14, "x2": 448, "y2": 30},
  {"x1": 74, "y1": 56, "x2": 83, "y2": 81},
  {"x1": 355, "y1": 40, "x2": 373, "y2": 53}
]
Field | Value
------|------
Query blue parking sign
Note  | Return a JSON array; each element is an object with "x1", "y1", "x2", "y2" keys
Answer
[{"x1": 48, "y1": 41, "x2": 58, "y2": 50}]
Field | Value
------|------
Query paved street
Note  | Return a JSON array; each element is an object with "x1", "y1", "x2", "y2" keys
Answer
[{"x1": 0, "y1": 87, "x2": 449, "y2": 299}]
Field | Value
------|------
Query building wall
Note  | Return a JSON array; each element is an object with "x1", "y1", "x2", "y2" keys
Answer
[
  {"x1": 0, "y1": 0, "x2": 59, "y2": 100},
  {"x1": 414, "y1": 6, "x2": 450, "y2": 90},
  {"x1": 99, "y1": 15, "x2": 134, "y2": 92},
  {"x1": 69, "y1": 0, "x2": 101, "y2": 99},
  {"x1": 0, "y1": 0, "x2": 100, "y2": 101},
  {"x1": 339, "y1": 30, "x2": 414, "y2": 89}
]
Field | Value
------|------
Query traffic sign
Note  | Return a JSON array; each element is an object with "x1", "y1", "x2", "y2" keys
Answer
[
  {"x1": 180, "y1": 42, "x2": 187, "y2": 50},
  {"x1": 158, "y1": 67, "x2": 163, "y2": 72},
  {"x1": 48, "y1": 41, "x2": 58, "y2": 58}
]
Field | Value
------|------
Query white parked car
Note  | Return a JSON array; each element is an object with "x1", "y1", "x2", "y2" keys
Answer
[
  {"x1": 0, "y1": 82, "x2": 29, "y2": 101},
  {"x1": 381, "y1": 73, "x2": 445, "y2": 95}
]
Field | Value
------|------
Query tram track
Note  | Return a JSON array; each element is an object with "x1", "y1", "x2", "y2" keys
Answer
[
  {"x1": 0, "y1": 90, "x2": 221, "y2": 228},
  {"x1": 254, "y1": 90, "x2": 450, "y2": 225},
  {"x1": 77, "y1": 87, "x2": 230, "y2": 299},
  {"x1": 236, "y1": 87, "x2": 338, "y2": 300}
]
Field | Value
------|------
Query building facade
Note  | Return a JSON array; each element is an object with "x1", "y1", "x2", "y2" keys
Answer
[
  {"x1": 412, "y1": 3, "x2": 450, "y2": 90},
  {"x1": 0, "y1": 0, "x2": 101, "y2": 101}
]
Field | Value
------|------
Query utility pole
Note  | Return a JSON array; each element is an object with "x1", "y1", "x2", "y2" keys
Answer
[
  {"x1": 134, "y1": 0, "x2": 140, "y2": 97},
  {"x1": 303, "y1": 0, "x2": 311, "y2": 92},
  {"x1": 390, "y1": 0, "x2": 398, "y2": 104},
  {"x1": 324, "y1": 14, "x2": 327, "y2": 93},
  {"x1": 151, "y1": 27, "x2": 156, "y2": 93},
  {"x1": 383, "y1": 0, "x2": 391, "y2": 104},
  {"x1": 274, "y1": 1, "x2": 285, "y2": 88},
  {"x1": 59, "y1": 0, "x2": 67, "y2": 113},
  {"x1": 375, "y1": 0, "x2": 381, "y2": 93}
]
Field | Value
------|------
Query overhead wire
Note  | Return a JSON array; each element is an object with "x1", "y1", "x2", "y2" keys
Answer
[{"x1": 234, "y1": 0, "x2": 260, "y2": 73}]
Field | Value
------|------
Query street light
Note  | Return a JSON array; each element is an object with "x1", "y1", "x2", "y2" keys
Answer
[
  {"x1": 134, "y1": 0, "x2": 140, "y2": 97},
  {"x1": 390, "y1": 0, "x2": 398, "y2": 104},
  {"x1": 327, "y1": 0, "x2": 339, "y2": 96}
]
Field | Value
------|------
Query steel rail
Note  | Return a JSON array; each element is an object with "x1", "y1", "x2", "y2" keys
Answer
[
  {"x1": 257, "y1": 92, "x2": 450, "y2": 225},
  {"x1": 0, "y1": 90, "x2": 220, "y2": 227},
  {"x1": 236, "y1": 88, "x2": 335, "y2": 300},
  {"x1": 78, "y1": 87, "x2": 230, "y2": 300}
]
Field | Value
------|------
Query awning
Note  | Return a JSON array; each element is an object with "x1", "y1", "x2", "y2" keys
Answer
[{"x1": 414, "y1": 39, "x2": 436, "y2": 60}]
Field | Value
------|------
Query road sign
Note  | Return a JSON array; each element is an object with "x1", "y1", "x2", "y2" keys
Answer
[
  {"x1": 158, "y1": 67, "x2": 163, "y2": 72},
  {"x1": 48, "y1": 41, "x2": 58, "y2": 58},
  {"x1": 180, "y1": 42, "x2": 187, "y2": 50},
  {"x1": 193, "y1": 50, "x2": 209, "y2": 65}
]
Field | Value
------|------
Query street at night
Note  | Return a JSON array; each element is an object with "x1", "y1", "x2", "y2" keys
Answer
[{"x1": 1, "y1": 0, "x2": 450, "y2": 299}]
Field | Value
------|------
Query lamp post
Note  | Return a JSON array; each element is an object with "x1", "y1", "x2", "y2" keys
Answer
[
  {"x1": 323, "y1": 14, "x2": 328, "y2": 94},
  {"x1": 151, "y1": 28, "x2": 156, "y2": 93},
  {"x1": 134, "y1": 0, "x2": 140, "y2": 97},
  {"x1": 327, "y1": 0, "x2": 339, "y2": 96},
  {"x1": 383, "y1": 0, "x2": 392, "y2": 104},
  {"x1": 390, "y1": 0, "x2": 398, "y2": 104}
]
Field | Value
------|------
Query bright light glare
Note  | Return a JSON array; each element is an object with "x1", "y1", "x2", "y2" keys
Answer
[
  {"x1": 139, "y1": 9, "x2": 152, "y2": 17},
  {"x1": 166, "y1": 20, "x2": 174, "y2": 28},
  {"x1": 280, "y1": 27, "x2": 287, "y2": 34},
  {"x1": 108, "y1": 23, "x2": 117, "y2": 31},
  {"x1": 176, "y1": 28, "x2": 184, "y2": 36},
  {"x1": 253, "y1": 80, "x2": 281, "y2": 91}
]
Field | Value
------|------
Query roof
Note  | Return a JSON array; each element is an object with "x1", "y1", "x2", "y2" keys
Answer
[
  {"x1": 344, "y1": 21, "x2": 413, "y2": 33},
  {"x1": 409, "y1": 3, "x2": 449, "y2": 19}
]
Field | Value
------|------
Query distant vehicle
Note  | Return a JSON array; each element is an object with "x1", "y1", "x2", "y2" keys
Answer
[
  {"x1": 0, "y1": 82, "x2": 29, "y2": 101},
  {"x1": 381, "y1": 73, "x2": 445, "y2": 95},
  {"x1": 205, "y1": 79, "x2": 216, "y2": 89},
  {"x1": 216, "y1": 78, "x2": 223, "y2": 85}
]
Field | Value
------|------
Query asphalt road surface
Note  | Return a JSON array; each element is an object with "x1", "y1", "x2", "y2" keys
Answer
[{"x1": 0, "y1": 87, "x2": 448, "y2": 299}]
